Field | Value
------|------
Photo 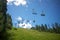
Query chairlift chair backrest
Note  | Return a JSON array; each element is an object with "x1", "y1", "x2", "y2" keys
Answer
[{"x1": 41, "y1": 10, "x2": 45, "y2": 16}]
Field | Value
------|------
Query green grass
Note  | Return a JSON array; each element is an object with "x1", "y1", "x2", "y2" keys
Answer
[{"x1": 7, "y1": 28, "x2": 60, "y2": 40}]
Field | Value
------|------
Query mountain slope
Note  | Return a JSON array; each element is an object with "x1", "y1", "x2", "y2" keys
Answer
[{"x1": 8, "y1": 28, "x2": 60, "y2": 40}]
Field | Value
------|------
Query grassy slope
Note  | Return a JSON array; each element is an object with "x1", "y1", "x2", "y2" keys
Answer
[{"x1": 8, "y1": 28, "x2": 60, "y2": 40}]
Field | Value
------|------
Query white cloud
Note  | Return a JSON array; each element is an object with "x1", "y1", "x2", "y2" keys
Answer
[
  {"x1": 7, "y1": 0, "x2": 27, "y2": 6},
  {"x1": 16, "y1": 16, "x2": 22, "y2": 21},
  {"x1": 16, "y1": 16, "x2": 32, "y2": 29},
  {"x1": 7, "y1": 0, "x2": 14, "y2": 2},
  {"x1": 7, "y1": 0, "x2": 14, "y2": 5},
  {"x1": 19, "y1": 22, "x2": 32, "y2": 29}
]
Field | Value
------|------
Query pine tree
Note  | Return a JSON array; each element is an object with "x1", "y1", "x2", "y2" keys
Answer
[
  {"x1": 44, "y1": 24, "x2": 48, "y2": 32},
  {"x1": 35, "y1": 25, "x2": 41, "y2": 31},
  {"x1": 0, "y1": 0, "x2": 8, "y2": 40},
  {"x1": 0, "y1": 0, "x2": 7, "y2": 32},
  {"x1": 6, "y1": 13, "x2": 12, "y2": 29},
  {"x1": 41, "y1": 24, "x2": 45, "y2": 31}
]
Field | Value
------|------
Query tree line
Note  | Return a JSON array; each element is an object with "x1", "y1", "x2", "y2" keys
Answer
[
  {"x1": 31, "y1": 23, "x2": 60, "y2": 33},
  {"x1": 0, "y1": 0, "x2": 12, "y2": 40}
]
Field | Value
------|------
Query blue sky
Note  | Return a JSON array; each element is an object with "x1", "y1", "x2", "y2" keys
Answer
[{"x1": 7, "y1": 0, "x2": 60, "y2": 28}]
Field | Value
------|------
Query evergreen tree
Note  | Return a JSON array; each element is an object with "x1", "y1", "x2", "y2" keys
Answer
[
  {"x1": 31, "y1": 27, "x2": 35, "y2": 30},
  {"x1": 0, "y1": 0, "x2": 7, "y2": 32},
  {"x1": 6, "y1": 13, "x2": 12, "y2": 29},
  {"x1": 35, "y1": 25, "x2": 41, "y2": 31},
  {"x1": 41, "y1": 24, "x2": 45, "y2": 31},
  {"x1": 44, "y1": 24, "x2": 48, "y2": 32},
  {"x1": 52, "y1": 23, "x2": 60, "y2": 33},
  {"x1": 0, "y1": 0, "x2": 8, "y2": 40}
]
